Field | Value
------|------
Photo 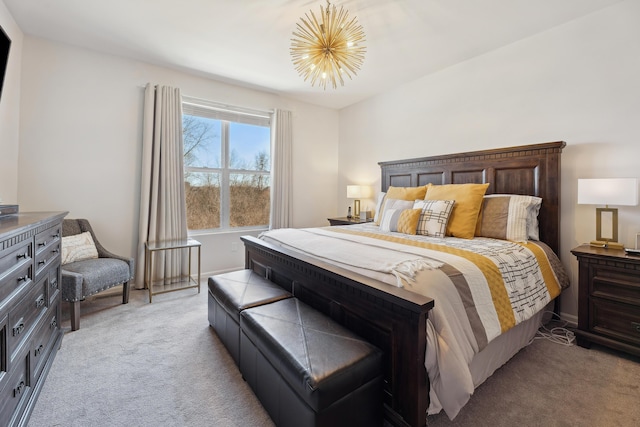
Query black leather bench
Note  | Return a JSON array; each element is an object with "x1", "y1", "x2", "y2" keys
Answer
[
  {"x1": 208, "y1": 269, "x2": 292, "y2": 365},
  {"x1": 239, "y1": 297, "x2": 383, "y2": 427}
]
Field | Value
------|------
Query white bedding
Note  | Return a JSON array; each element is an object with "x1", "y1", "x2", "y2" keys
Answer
[{"x1": 260, "y1": 224, "x2": 569, "y2": 420}]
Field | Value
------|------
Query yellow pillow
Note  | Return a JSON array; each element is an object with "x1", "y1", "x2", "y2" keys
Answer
[
  {"x1": 386, "y1": 185, "x2": 430, "y2": 201},
  {"x1": 379, "y1": 208, "x2": 422, "y2": 235},
  {"x1": 425, "y1": 183, "x2": 490, "y2": 239}
]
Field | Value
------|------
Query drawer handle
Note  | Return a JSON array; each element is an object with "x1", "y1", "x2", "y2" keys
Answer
[
  {"x1": 633, "y1": 322, "x2": 640, "y2": 334},
  {"x1": 50, "y1": 278, "x2": 58, "y2": 289},
  {"x1": 52, "y1": 233, "x2": 60, "y2": 239},
  {"x1": 16, "y1": 252, "x2": 28, "y2": 260},
  {"x1": 34, "y1": 344, "x2": 44, "y2": 357},
  {"x1": 53, "y1": 248, "x2": 60, "y2": 254},
  {"x1": 39, "y1": 259, "x2": 46, "y2": 266},
  {"x1": 17, "y1": 275, "x2": 28, "y2": 283},
  {"x1": 50, "y1": 318, "x2": 58, "y2": 329},
  {"x1": 12, "y1": 320, "x2": 25, "y2": 337},
  {"x1": 38, "y1": 241, "x2": 47, "y2": 247},
  {"x1": 35, "y1": 295, "x2": 46, "y2": 308},
  {"x1": 13, "y1": 381, "x2": 26, "y2": 397}
]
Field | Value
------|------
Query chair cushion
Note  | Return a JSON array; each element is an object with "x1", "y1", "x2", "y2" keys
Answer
[{"x1": 62, "y1": 258, "x2": 131, "y2": 297}]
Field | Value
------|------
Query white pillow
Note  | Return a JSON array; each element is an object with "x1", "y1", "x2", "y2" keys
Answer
[
  {"x1": 377, "y1": 198, "x2": 413, "y2": 226},
  {"x1": 61, "y1": 231, "x2": 99, "y2": 265},
  {"x1": 373, "y1": 192, "x2": 386, "y2": 223},
  {"x1": 413, "y1": 199, "x2": 455, "y2": 238}
]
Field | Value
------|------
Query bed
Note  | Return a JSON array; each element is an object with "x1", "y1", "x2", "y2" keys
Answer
[{"x1": 241, "y1": 141, "x2": 567, "y2": 427}]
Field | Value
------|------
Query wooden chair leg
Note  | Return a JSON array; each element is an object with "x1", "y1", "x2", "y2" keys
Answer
[
  {"x1": 70, "y1": 301, "x2": 81, "y2": 331},
  {"x1": 122, "y1": 281, "x2": 130, "y2": 304}
]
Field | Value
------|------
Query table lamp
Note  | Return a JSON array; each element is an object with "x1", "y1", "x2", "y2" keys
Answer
[{"x1": 577, "y1": 178, "x2": 638, "y2": 249}]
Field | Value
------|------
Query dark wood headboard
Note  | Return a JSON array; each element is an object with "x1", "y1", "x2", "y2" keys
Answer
[{"x1": 379, "y1": 141, "x2": 565, "y2": 254}]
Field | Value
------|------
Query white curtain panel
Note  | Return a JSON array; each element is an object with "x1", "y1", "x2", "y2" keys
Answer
[
  {"x1": 270, "y1": 109, "x2": 293, "y2": 229},
  {"x1": 136, "y1": 83, "x2": 188, "y2": 289}
]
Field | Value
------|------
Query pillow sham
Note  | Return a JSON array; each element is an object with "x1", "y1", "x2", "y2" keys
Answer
[
  {"x1": 373, "y1": 192, "x2": 386, "y2": 223},
  {"x1": 475, "y1": 194, "x2": 542, "y2": 242},
  {"x1": 379, "y1": 208, "x2": 422, "y2": 234},
  {"x1": 386, "y1": 184, "x2": 430, "y2": 201},
  {"x1": 375, "y1": 197, "x2": 413, "y2": 225},
  {"x1": 413, "y1": 199, "x2": 455, "y2": 238},
  {"x1": 526, "y1": 199, "x2": 542, "y2": 240},
  {"x1": 424, "y1": 183, "x2": 489, "y2": 239},
  {"x1": 61, "y1": 231, "x2": 99, "y2": 265}
]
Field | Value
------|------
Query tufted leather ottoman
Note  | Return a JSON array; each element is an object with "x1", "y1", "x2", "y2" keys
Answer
[
  {"x1": 208, "y1": 269, "x2": 292, "y2": 365},
  {"x1": 240, "y1": 298, "x2": 383, "y2": 427}
]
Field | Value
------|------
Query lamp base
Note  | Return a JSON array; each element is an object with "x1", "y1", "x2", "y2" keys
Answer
[{"x1": 590, "y1": 240, "x2": 625, "y2": 250}]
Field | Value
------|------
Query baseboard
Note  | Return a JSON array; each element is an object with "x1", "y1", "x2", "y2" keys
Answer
[{"x1": 559, "y1": 312, "x2": 578, "y2": 328}]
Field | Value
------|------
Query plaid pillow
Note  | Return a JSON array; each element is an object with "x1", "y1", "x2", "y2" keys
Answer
[{"x1": 413, "y1": 199, "x2": 455, "y2": 238}]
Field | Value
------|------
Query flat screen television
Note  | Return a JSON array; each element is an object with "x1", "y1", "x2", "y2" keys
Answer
[{"x1": 0, "y1": 24, "x2": 11, "y2": 101}]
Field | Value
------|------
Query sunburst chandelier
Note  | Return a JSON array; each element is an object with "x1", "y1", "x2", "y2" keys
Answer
[{"x1": 290, "y1": 0, "x2": 366, "y2": 90}]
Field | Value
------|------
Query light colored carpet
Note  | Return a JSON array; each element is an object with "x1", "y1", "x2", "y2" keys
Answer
[{"x1": 28, "y1": 280, "x2": 640, "y2": 427}]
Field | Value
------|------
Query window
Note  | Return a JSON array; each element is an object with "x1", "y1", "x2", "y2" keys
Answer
[{"x1": 182, "y1": 99, "x2": 271, "y2": 232}]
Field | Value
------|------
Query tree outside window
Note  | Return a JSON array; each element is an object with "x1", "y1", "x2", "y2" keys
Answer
[{"x1": 183, "y1": 106, "x2": 271, "y2": 232}]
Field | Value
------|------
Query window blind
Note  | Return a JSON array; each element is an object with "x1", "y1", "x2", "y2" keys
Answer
[{"x1": 182, "y1": 96, "x2": 271, "y2": 127}]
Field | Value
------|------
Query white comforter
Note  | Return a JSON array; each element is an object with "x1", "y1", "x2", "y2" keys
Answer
[{"x1": 260, "y1": 224, "x2": 568, "y2": 419}]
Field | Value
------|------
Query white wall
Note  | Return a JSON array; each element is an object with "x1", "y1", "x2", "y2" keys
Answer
[
  {"x1": 0, "y1": 2, "x2": 22, "y2": 204},
  {"x1": 17, "y1": 37, "x2": 339, "y2": 282},
  {"x1": 338, "y1": 0, "x2": 640, "y2": 322}
]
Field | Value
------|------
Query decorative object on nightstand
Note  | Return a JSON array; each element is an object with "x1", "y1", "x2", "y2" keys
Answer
[
  {"x1": 577, "y1": 178, "x2": 638, "y2": 249},
  {"x1": 571, "y1": 245, "x2": 640, "y2": 357},
  {"x1": 346, "y1": 185, "x2": 371, "y2": 219}
]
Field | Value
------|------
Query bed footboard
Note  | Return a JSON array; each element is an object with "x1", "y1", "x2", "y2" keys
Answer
[{"x1": 242, "y1": 235, "x2": 434, "y2": 427}]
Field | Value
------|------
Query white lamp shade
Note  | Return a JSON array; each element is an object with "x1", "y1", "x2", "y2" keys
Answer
[
  {"x1": 347, "y1": 185, "x2": 372, "y2": 199},
  {"x1": 577, "y1": 178, "x2": 638, "y2": 206}
]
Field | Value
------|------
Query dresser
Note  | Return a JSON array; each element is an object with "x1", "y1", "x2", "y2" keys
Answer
[
  {"x1": 0, "y1": 212, "x2": 67, "y2": 427},
  {"x1": 571, "y1": 245, "x2": 640, "y2": 357}
]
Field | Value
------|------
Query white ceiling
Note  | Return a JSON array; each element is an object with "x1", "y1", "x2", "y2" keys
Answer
[{"x1": 4, "y1": 0, "x2": 622, "y2": 109}]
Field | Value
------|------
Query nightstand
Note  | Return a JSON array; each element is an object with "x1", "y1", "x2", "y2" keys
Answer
[
  {"x1": 571, "y1": 244, "x2": 640, "y2": 356},
  {"x1": 327, "y1": 217, "x2": 373, "y2": 226}
]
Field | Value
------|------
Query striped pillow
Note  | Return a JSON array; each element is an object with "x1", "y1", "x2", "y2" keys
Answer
[
  {"x1": 475, "y1": 195, "x2": 542, "y2": 242},
  {"x1": 379, "y1": 208, "x2": 422, "y2": 234},
  {"x1": 413, "y1": 199, "x2": 455, "y2": 238},
  {"x1": 376, "y1": 198, "x2": 413, "y2": 226}
]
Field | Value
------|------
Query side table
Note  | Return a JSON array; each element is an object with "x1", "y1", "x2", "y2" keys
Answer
[
  {"x1": 327, "y1": 217, "x2": 373, "y2": 226},
  {"x1": 145, "y1": 238, "x2": 201, "y2": 302},
  {"x1": 570, "y1": 244, "x2": 640, "y2": 357}
]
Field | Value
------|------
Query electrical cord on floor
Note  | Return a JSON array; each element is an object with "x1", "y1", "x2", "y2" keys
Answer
[{"x1": 533, "y1": 311, "x2": 576, "y2": 346}]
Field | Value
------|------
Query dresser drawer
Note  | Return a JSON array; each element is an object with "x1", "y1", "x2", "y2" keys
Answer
[
  {"x1": 34, "y1": 227, "x2": 61, "y2": 281},
  {"x1": 591, "y1": 298, "x2": 640, "y2": 346},
  {"x1": 592, "y1": 265, "x2": 640, "y2": 305},
  {"x1": 0, "y1": 240, "x2": 32, "y2": 282},
  {"x1": 34, "y1": 224, "x2": 61, "y2": 257},
  {"x1": 0, "y1": 264, "x2": 32, "y2": 307},
  {"x1": 31, "y1": 307, "x2": 60, "y2": 383},
  {"x1": 0, "y1": 241, "x2": 33, "y2": 304},
  {"x1": 0, "y1": 346, "x2": 30, "y2": 427},
  {"x1": 48, "y1": 266, "x2": 60, "y2": 306},
  {"x1": 8, "y1": 276, "x2": 47, "y2": 361}
]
